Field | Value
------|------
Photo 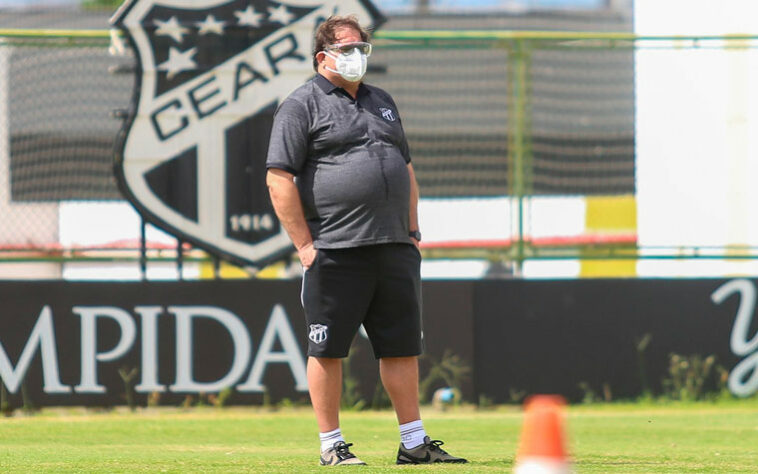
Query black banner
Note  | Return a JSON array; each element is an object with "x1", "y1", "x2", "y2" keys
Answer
[
  {"x1": 0, "y1": 280, "x2": 473, "y2": 407},
  {"x1": 0, "y1": 279, "x2": 755, "y2": 407},
  {"x1": 473, "y1": 278, "x2": 757, "y2": 402},
  {"x1": 0, "y1": 281, "x2": 308, "y2": 406}
]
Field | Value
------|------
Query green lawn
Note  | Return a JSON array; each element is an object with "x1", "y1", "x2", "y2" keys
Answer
[{"x1": 1, "y1": 400, "x2": 757, "y2": 472}]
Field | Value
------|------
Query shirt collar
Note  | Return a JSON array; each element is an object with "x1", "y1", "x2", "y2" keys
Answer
[
  {"x1": 315, "y1": 73, "x2": 369, "y2": 97},
  {"x1": 315, "y1": 73, "x2": 338, "y2": 94}
]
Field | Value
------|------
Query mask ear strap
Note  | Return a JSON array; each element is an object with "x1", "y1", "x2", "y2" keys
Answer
[
  {"x1": 321, "y1": 51, "x2": 337, "y2": 75},
  {"x1": 322, "y1": 51, "x2": 343, "y2": 75}
]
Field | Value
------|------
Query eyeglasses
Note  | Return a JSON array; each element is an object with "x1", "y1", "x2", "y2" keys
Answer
[{"x1": 325, "y1": 42, "x2": 372, "y2": 57}]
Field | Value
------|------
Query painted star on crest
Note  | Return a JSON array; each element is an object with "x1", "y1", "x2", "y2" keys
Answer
[
  {"x1": 196, "y1": 14, "x2": 225, "y2": 35},
  {"x1": 268, "y1": 4, "x2": 294, "y2": 25},
  {"x1": 234, "y1": 6, "x2": 264, "y2": 27},
  {"x1": 154, "y1": 16, "x2": 189, "y2": 43},
  {"x1": 157, "y1": 46, "x2": 198, "y2": 79}
]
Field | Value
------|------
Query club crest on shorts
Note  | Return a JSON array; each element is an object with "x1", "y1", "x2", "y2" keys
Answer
[
  {"x1": 309, "y1": 324, "x2": 328, "y2": 344},
  {"x1": 379, "y1": 107, "x2": 395, "y2": 122},
  {"x1": 111, "y1": 0, "x2": 384, "y2": 268}
]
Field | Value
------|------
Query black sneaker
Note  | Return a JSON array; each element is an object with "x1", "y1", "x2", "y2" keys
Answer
[
  {"x1": 396, "y1": 436, "x2": 468, "y2": 464},
  {"x1": 320, "y1": 441, "x2": 367, "y2": 466}
]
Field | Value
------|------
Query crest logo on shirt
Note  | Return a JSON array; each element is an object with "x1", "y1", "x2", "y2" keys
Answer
[
  {"x1": 309, "y1": 324, "x2": 328, "y2": 344},
  {"x1": 111, "y1": 0, "x2": 384, "y2": 268},
  {"x1": 380, "y1": 107, "x2": 395, "y2": 122}
]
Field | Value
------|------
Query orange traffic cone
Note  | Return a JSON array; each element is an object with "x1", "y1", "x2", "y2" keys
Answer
[{"x1": 513, "y1": 395, "x2": 572, "y2": 474}]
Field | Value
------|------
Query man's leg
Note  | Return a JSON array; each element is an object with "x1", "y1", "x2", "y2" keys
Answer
[
  {"x1": 370, "y1": 246, "x2": 467, "y2": 464},
  {"x1": 308, "y1": 357, "x2": 367, "y2": 466},
  {"x1": 379, "y1": 356, "x2": 421, "y2": 424},
  {"x1": 381, "y1": 356, "x2": 467, "y2": 464},
  {"x1": 307, "y1": 356, "x2": 342, "y2": 432},
  {"x1": 301, "y1": 248, "x2": 372, "y2": 465},
  {"x1": 370, "y1": 248, "x2": 427, "y2": 450}
]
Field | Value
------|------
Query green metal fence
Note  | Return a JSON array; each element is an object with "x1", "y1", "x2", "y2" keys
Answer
[{"x1": 1, "y1": 30, "x2": 758, "y2": 276}]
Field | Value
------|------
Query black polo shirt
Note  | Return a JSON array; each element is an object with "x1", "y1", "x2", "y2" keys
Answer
[{"x1": 266, "y1": 74, "x2": 413, "y2": 249}]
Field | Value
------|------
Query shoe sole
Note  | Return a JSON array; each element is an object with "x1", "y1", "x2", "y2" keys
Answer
[
  {"x1": 397, "y1": 459, "x2": 468, "y2": 464},
  {"x1": 321, "y1": 457, "x2": 367, "y2": 466}
]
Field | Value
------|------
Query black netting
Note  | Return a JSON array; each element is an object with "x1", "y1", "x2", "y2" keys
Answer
[
  {"x1": 370, "y1": 44, "x2": 510, "y2": 196},
  {"x1": 528, "y1": 46, "x2": 635, "y2": 195},
  {"x1": 370, "y1": 40, "x2": 635, "y2": 197},
  {"x1": 4, "y1": 36, "x2": 636, "y2": 202},
  {"x1": 8, "y1": 40, "x2": 132, "y2": 201}
]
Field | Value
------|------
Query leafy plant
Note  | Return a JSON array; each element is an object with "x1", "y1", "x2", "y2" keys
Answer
[
  {"x1": 181, "y1": 395, "x2": 194, "y2": 409},
  {"x1": 278, "y1": 398, "x2": 294, "y2": 409},
  {"x1": 418, "y1": 350, "x2": 471, "y2": 403},
  {"x1": 635, "y1": 333, "x2": 652, "y2": 397},
  {"x1": 508, "y1": 388, "x2": 526, "y2": 404},
  {"x1": 21, "y1": 381, "x2": 36, "y2": 414},
  {"x1": 578, "y1": 381, "x2": 599, "y2": 404},
  {"x1": 118, "y1": 366, "x2": 138, "y2": 412},
  {"x1": 477, "y1": 393, "x2": 495, "y2": 410},
  {"x1": 715, "y1": 364, "x2": 731, "y2": 399},
  {"x1": 1, "y1": 381, "x2": 12, "y2": 417},
  {"x1": 211, "y1": 387, "x2": 234, "y2": 408},
  {"x1": 194, "y1": 393, "x2": 211, "y2": 407},
  {"x1": 262, "y1": 386, "x2": 275, "y2": 411},
  {"x1": 577, "y1": 381, "x2": 612, "y2": 403},
  {"x1": 147, "y1": 391, "x2": 161, "y2": 408},
  {"x1": 661, "y1": 353, "x2": 717, "y2": 401}
]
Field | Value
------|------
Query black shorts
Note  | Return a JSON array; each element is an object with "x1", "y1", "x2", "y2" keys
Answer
[{"x1": 301, "y1": 243, "x2": 423, "y2": 359}]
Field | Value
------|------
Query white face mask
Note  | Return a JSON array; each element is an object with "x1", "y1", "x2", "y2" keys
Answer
[{"x1": 324, "y1": 48, "x2": 367, "y2": 82}]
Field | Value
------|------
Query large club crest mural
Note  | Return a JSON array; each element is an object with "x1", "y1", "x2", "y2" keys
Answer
[{"x1": 111, "y1": 0, "x2": 384, "y2": 267}]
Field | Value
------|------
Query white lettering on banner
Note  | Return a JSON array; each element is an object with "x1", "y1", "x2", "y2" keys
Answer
[
  {"x1": 0, "y1": 306, "x2": 70, "y2": 394},
  {"x1": 169, "y1": 306, "x2": 252, "y2": 393},
  {"x1": 134, "y1": 306, "x2": 166, "y2": 393},
  {"x1": 74, "y1": 307, "x2": 137, "y2": 393},
  {"x1": 238, "y1": 304, "x2": 307, "y2": 392},
  {"x1": 0, "y1": 303, "x2": 309, "y2": 396},
  {"x1": 711, "y1": 279, "x2": 758, "y2": 397}
]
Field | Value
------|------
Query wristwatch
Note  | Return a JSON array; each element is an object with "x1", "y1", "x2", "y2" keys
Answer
[{"x1": 409, "y1": 230, "x2": 422, "y2": 242}]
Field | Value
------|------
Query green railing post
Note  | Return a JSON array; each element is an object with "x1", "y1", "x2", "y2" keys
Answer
[{"x1": 507, "y1": 38, "x2": 533, "y2": 275}]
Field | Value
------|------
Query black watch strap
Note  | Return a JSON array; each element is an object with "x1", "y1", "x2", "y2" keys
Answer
[{"x1": 409, "y1": 230, "x2": 422, "y2": 241}]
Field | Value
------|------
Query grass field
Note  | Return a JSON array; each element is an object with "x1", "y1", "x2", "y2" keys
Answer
[{"x1": 1, "y1": 400, "x2": 757, "y2": 473}]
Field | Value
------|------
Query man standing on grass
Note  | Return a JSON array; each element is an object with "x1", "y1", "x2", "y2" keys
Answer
[{"x1": 266, "y1": 14, "x2": 467, "y2": 467}]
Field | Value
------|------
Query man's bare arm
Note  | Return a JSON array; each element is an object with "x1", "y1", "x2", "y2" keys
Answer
[{"x1": 266, "y1": 168, "x2": 317, "y2": 267}]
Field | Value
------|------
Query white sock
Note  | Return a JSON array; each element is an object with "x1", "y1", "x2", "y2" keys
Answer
[
  {"x1": 319, "y1": 428, "x2": 344, "y2": 453},
  {"x1": 399, "y1": 419, "x2": 427, "y2": 449}
]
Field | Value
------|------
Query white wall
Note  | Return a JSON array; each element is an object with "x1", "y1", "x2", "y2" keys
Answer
[{"x1": 635, "y1": 0, "x2": 758, "y2": 276}]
